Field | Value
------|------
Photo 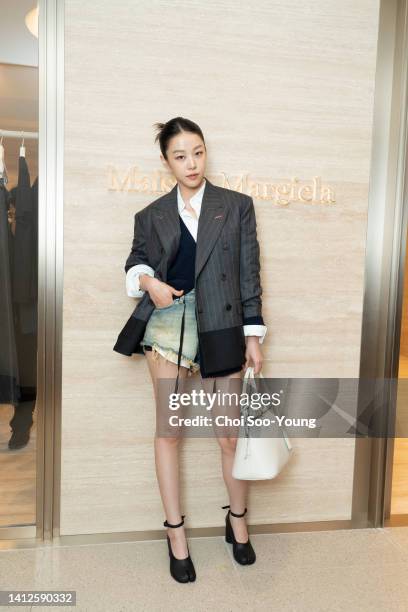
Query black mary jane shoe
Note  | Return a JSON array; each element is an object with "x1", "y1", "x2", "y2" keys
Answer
[
  {"x1": 222, "y1": 505, "x2": 256, "y2": 565},
  {"x1": 163, "y1": 515, "x2": 196, "y2": 583}
]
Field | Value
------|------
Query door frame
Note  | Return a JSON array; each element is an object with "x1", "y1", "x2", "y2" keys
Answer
[
  {"x1": 36, "y1": 0, "x2": 65, "y2": 541},
  {"x1": 352, "y1": 0, "x2": 408, "y2": 527},
  {"x1": 0, "y1": 0, "x2": 64, "y2": 546},
  {"x1": 382, "y1": 0, "x2": 408, "y2": 527}
]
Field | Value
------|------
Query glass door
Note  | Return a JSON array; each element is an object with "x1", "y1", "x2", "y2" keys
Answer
[{"x1": 0, "y1": 3, "x2": 39, "y2": 533}]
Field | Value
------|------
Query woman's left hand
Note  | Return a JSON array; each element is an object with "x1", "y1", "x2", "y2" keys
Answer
[{"x1": 243, "y1": 337, "x2": 263, "y2": 375}]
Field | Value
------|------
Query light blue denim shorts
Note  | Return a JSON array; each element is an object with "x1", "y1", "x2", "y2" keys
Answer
[{"x1": 140, "y1": 288, "x2": 200, "y2": 374}]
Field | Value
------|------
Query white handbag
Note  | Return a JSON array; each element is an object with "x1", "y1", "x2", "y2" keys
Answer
[{"x1": 232, "y1": 367, "x2": 294, "y2": 480}]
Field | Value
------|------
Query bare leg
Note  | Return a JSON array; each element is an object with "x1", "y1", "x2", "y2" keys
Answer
[
  {"x1": 145, "y1": 350, "x2": 190, "y2": 559},
  {"x1": 213, "y1": 368, "x2": 250, "y2": 543}
]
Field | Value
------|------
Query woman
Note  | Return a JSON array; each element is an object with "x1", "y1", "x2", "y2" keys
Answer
[{"x1": 113, "y1": 117, "x2": 267, "y2": 583}]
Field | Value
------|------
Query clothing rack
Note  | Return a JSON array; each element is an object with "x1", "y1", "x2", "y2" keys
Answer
[
  {"x1": 0, "y1": 129, "x2": 39, "y2": 183},
  {"x1": 0, "y1": 129, "x2": 39, "y2": 140}
]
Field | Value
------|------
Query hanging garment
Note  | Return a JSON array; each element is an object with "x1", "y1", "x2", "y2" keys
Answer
[
  {"x1": 0, "y1": 179, "x2": 20, "y2": 404},
  {"x1": 6, "y1": 173, "x2": 38, "y2": 438},
  {"x1": 12, "y1": 157, "x2": 35, "y2": 310},
  {"x1": 10, "y1": 159, "x2": 38, "y2": 390}
]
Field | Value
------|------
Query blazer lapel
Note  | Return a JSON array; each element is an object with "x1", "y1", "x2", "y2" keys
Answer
[
  {"x1": 195, "y1": 178, "x2": 229, "y2": 281},
  {"x1": 152, "y1": 182, "x2": 180, "y2": 267},
  {"x1": 151, "y1": 177, "x2": 229, "y2": 282}
]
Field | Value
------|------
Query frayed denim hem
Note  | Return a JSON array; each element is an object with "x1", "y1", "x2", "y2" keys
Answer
[{"x1": 142, "y1": 342, "x2": 200, "y2": 375}]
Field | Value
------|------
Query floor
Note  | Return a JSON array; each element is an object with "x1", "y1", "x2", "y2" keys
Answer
[
  {"x1": 1, "y1": 526, "x2": 408, "y2": 611},
  {"x1": 0, "y1": 403, "x2": 36, "y2": 526},
  {"x1": 391, "y1": 354, "x2": 408, "y2": 514}
]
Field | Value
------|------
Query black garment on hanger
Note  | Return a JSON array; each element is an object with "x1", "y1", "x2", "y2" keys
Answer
[
  {"x1": 10, "y1": 158, "x2": 38, "y2": 390},
  {"x1": 12, "y1": 158, "x2": 37, "y2": 308},
  {"x1": 0, "y1": 178, "x2": 20, "y2": 404}
]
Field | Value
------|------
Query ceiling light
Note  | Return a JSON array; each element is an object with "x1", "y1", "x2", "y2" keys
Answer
[{"x1": 25, "y1": 5, "x2": 39, "y2": 38}]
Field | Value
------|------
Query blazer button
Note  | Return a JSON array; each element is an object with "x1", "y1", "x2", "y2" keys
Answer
[
  {"x1": 226, "y1": 303, "x2": 232, "y2": 311},
  {"x1": 221, "y1": 273, "x2": 227, "y2": 281}
]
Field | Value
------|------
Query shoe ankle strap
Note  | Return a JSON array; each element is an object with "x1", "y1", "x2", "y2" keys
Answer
[
  {"x1": 221, "y1": 505, "x2": 247, "y2": 517},
  {"x1": 163, "y1": 514, "x2": 185, "y2": 528}
]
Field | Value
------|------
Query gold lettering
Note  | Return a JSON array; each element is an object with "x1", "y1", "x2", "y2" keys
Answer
[
  {"x1": 276, "y1": 183, "x2": 291, "y2": 206},
  {"x1": 321, "y1": 187, "x2": 336, "y2": 204},
  {"x1": 107, "y1": 166, "x2": 336, "y2": 206},
  {"x1": 298, "y1": 185, "x2": 313, "y2": 203},
  {"x1": 221, "y1": 173, "x2": 244, "y2": 193},
  {"x1": 107, "y1": 165, "x2": 135, "y2": 191}
]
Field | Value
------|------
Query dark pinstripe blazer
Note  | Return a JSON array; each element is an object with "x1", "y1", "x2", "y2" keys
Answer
[{"x1": 113, "y1": 177, "x2": 264, "y2": 377}]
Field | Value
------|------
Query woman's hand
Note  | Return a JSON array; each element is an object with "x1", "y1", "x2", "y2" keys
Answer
[
  {"x1": 140, "y1": 275, "x2": 184, "y2": 308},
  {"x1": 243, "y1": 336, "x2": 263, "y2": 375}
]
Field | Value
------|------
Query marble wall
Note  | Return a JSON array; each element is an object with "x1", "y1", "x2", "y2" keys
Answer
[{"x1": 61, "y1": 0, "x2": 380, "y2": 534}]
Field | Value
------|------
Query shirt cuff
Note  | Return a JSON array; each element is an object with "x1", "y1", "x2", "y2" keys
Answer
[
  {"x1": 243, "y1": 324, "x2": 267, "y2": 344},
  {"x1": 126, "y1": 264, "x2": 155, "y2": 298}
]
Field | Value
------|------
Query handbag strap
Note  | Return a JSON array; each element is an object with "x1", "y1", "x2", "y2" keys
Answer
[{"x1": 173, "y1": 299, "x2": 187, "y2": 395}]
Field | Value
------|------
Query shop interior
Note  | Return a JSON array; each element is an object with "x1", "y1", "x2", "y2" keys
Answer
[{"x1": 0, "y1": 2, "x2": 38, "y2": 528}]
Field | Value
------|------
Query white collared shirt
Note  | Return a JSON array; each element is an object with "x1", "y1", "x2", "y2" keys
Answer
[{"x1": 125, "y1": 178, "x2": 267, "y2": 343}]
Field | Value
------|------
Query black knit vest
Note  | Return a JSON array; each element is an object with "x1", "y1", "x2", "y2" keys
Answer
[{"x1": 166, "y1": 215, "x2": 196, "y2": 294}]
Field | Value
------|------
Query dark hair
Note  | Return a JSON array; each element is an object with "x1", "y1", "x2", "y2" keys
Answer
[{"x1": 153, "y1": 116, "x2": 205, "y2": 160}]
